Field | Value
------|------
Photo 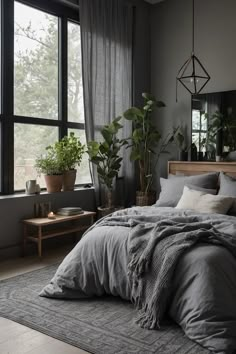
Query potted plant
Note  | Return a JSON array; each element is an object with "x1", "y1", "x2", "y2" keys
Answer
[
  {"x1": 173, "y1": 126, "x2": 189, "y2": 161},
  {"x1": 203, "y1": 111, "x2": 236, "y2": 161},
  {"x1": 87, "y1": 117, "x2": 127, "y2": 216},
  {"x1": 54, "y1": 132, "x2": 85, "y2": 191},
  {"x1": 35, "y1": 145, "x2": 64, "y2": 193},
  {"x1": 123, "y1": 92, "x2": 174, "y2": 206}
]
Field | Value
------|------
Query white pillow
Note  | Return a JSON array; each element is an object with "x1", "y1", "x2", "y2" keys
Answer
[{"x1": 176, "y1": 186, "x2": 233, "y2": 215}]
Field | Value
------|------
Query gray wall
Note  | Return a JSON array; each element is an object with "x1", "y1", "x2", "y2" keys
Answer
[
  {"x1": 133, "y1": 0, "x2": 151, "y2": 106},
  {"x1": 151, "y1": 0, "x2": 236, "y2": 184}
]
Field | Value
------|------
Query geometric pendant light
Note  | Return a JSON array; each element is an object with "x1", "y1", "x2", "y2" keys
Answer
[{"x1": 176, "y1": 0, "x2": 210, "y2": 100}]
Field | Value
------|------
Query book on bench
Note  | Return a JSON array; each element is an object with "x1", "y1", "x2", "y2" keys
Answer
[{"x1": 56, "y1": 207, "x2": 84, "y2": 216}]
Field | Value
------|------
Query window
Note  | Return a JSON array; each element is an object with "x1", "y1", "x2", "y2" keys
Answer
[
  {"x1": 1, "y1": 0, "x2": 91, "y2": 194},
  {"x1": 192, "y1": 109, "x2": 207, "y2": 153}
]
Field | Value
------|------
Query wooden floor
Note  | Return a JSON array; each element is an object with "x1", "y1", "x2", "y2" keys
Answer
[{"x1": 0, "y1": 246, "x2": 89, "y2": 354}]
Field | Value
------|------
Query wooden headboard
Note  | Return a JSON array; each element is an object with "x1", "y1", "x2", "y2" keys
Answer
[{"x1": 168, "y1": 161, "x2": 236, "y2": 178}]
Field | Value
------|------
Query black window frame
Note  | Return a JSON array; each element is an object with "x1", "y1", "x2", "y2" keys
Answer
[{"x1": 1, "y1": 0, "x2": 87, "y2": 195}]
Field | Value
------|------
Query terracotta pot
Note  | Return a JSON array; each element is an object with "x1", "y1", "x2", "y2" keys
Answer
[
  {"x1": 136, "y1": 191, "x2": 156, "y2": 206},
  {"x1": 62, "y1": 170, "x2": 76, "y2": 191},
  {"x1": 44, "y1": 175, "x2": 63, "y2": 193}
]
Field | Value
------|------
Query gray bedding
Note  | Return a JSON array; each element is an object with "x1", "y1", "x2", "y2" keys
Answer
[{"x1": 40, "y1": 207, "x2": 236, "y2": 354}]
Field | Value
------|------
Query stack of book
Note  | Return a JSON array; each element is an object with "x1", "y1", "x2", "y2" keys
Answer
[{"x1": 56, "y1": 207, "x2": 84, "y2": 216}]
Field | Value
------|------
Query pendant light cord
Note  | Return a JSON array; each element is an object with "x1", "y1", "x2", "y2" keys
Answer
[
  {"x1": 176, "y1": 0, "x2": 210, "y2": 100},
  {"x1": 192, "y1": 0, "x2": 195, "y2": 54}
]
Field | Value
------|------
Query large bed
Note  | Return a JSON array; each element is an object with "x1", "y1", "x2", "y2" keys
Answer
[{"x1": 40, "y1": 162, "x2": 236, "y2": 354}]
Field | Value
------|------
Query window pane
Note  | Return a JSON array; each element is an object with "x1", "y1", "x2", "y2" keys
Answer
[
  {"x1": 192, "y1": 110, "x2": 200, "y2": 130},
  {"x1": 192, "y1": 132, "x2": 200, "y2": 151},
  {"x1": 68, "y1": 22, "x2": 84, "y2": 123},
  {"x1": 68, "y1": 129, "x2": 91, "y2": 184},
  {"x1": 14, "y1": 2, "x2": 58, "y2": 119},
  {"x1": 14, "y1": 124, "x2": 58, "y2": 190},
  {"x1": 201, "y1": 113, "x2": 207, "y2": 131},
  {"x1": 199, "y1": 132, "x2": 207, "y2": 152}
]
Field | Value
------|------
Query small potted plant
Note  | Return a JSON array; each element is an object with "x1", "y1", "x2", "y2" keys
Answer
[
  {"x1": 123, "y1": 92, "x2": 174, "y2": 206},
  {"x1": 87, "y1": 117, "x2": 127, "y2": 216},
  {"x1": 54, "y1": 132, "x2": 85, "y2": 191},
  {"x1": 35, "y1": 145, "x2": 64, "y2": 193}
]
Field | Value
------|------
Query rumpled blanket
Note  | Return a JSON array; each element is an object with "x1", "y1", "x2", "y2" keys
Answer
[
  {"x1": 40, "y1": 207, "x2": 236, "y2": 353},
  {"x1": 97, "y1": 214, "x2": 236, "y2": 330},
  {"x1": 128, "y1": 218, "x2": 236, "y2": 329}
]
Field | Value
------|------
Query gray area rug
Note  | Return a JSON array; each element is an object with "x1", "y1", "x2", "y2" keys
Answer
[{"x1": 0, "y1": 264, "x2": 210, "y2": 354}]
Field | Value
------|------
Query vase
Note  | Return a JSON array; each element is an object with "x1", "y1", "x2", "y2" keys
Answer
[
  {"x1": 191, "y1": 143, "x2": 198, "y2": 161},
  {"x1": 179, "y1": 151, "x2": 188, "y2": 161},
  {"x1": 198, "y1": 152, "x2": 204, "y2": 161},
  {"x1": 62, "y1": 169, "x2": 76, "y2": 191},
  {"x1": 44, "y1": 175, "x2": 63, "y2": 193},
  {"x1": 225, "y1": 151, "x2": 236, "y2": 161}
]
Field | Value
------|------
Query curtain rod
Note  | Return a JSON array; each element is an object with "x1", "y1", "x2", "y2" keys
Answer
[{"x1": 55, "y1": 0, "x2": 79, "y2": 10}]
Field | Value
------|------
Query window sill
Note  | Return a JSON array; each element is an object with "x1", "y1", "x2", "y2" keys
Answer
[{"x1": 0, "y1": 186, "x2": 94, "y2": 201}]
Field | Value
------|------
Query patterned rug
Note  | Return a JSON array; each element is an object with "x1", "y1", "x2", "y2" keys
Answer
[{"x1": 0, "y1": 264, "x2": 210, "y2": 354}]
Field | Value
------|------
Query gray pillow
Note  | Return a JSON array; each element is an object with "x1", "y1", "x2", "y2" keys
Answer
[
  {"x1": 155, "y1": 172, "x2": 219, "y2": 207},
  {"x1": 218, "y1": 172, "x2": 236, "y2": 212},
  {"x1": 186, "y1": 184, "x2": 217, "y2": 195}
]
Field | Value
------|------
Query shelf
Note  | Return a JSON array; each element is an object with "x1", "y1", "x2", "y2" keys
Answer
[{"x1": 22, "y1": 210, "x2": 96, "y2": 257}]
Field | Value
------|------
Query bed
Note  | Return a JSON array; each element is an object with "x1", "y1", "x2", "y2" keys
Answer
[{"x1": 40, "y1": 161, "x2": 236, "y2": 354}]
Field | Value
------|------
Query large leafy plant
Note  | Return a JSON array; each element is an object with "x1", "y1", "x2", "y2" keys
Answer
[
  {"x1": 123, "y1": 93, "x2": 173, "y2": 194},
  {"x1": 87, "y1": 117, "x2": 127, "y2": 208},
  {"x1": 203, "y1": 111, "x2": 236, "y2": 153}
]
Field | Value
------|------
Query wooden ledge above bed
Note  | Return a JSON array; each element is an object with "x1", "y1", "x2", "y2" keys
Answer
[{"x1": 168, "y1": 161, "x2": 236, "y2": 177}]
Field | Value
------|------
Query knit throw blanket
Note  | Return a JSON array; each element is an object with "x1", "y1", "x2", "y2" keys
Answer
[{"x1": 127, "y1": 217, "x2": 236, "y2": 330}]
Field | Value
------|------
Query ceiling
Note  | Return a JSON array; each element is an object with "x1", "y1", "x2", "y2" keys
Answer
[{"x1": 144, "y1": 0, "x2": 165, "y2": 4}]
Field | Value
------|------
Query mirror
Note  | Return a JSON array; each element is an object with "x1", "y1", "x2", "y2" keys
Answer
[{"x1": 191, "y1": 90, "x2": 236, "y2": 161}]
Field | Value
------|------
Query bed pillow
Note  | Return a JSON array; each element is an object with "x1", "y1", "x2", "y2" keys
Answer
[
  {"x1": 176, "y1": 186, "x2": 233, "y2": 214},
  {"x1": 218, "y1": 172, "x2": 236, "y2": 212},
  {"x1": 185, "y1": 183, "x2": 217, "y2": 195},
  {"x1": 155, "y1": 172, "x2": 219, "y2": 207}
]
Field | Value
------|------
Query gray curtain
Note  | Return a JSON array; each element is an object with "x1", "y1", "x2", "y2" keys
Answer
[{"x1": 80, "y1": 0, "x2": 134, "y2": 207}]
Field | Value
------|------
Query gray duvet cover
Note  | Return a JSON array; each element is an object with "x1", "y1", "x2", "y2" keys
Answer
[{"x1": 40, "y1": 207, "x2": 236, "y2": 354}]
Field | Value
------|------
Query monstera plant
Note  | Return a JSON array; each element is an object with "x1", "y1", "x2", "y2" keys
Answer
[{"x1": 87, "y1": 117, "x2": 127, "y2": 210}]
